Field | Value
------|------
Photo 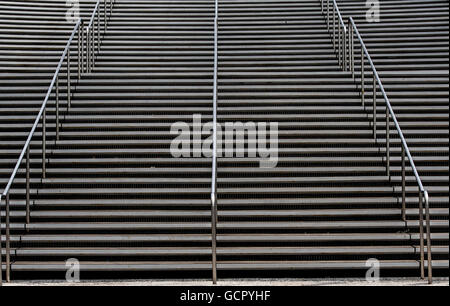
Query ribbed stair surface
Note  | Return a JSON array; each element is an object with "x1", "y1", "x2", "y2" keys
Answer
[
  {"x1": 213, "y1": 0, "x2": 448, "y2": 277},
  {"x1": 0, "y1": 0, "x2": 448, "y2": 280},
  {"x1": 0, "y1": 0, "x2": 102, "y2": 156}
]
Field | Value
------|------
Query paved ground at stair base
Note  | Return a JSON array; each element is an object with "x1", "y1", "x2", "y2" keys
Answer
[{"x1": 4, "y1": 278, "x2": 449, "y2": 286}]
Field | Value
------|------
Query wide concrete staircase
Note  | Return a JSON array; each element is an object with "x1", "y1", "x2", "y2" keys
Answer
[{"x1": 0, "y1": 0, "x2": 448, "y2": 281}]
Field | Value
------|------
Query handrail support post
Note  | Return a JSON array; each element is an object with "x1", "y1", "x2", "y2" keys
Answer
[
  {"x1": 42, "y1": 108, "x2": 46, "y2": 179},
  {"x1": 361, "y1": 48, "x2": 365, "y2": 108},
  {"x1": 5, "y1": 194, "x2": 10, "y2": 282},
  {"x1": 56, "y1": 76, "x2": 60, "y2": 140},
  {"x1": 26, "y1": 146, "x2": 30, "y2": 227},
  {"x1": 0, "y1": 196, "x2": 3, "y2": 285},
  {"x1": 424, "y1": 191, "x2": 433, "y2": 284},
  {"x1": 386, "y1": 105, "x2": 390, "y2": 178},
  {"x1": 418, "y1": 191, "x2": 425, "y2": 279},
  {"x1": 67, "y1": 49, "x2": 71, "y2": 109},
  {"x1": 373, "y1": 73, "x2": 376, "y2": 139},
  {"x1": 401, "y1": 145, "x2": 406, "y2": 221}
]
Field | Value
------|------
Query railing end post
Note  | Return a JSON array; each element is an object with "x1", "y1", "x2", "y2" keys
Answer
[
  {"x1": 211, "y1": 192, "x2": 218, "y2": 285},
  {"x1": 423, "y1": 190, "x2": 433, "y2": 284},
  {"x1": 0, "y1": 194, "x2": 2, "y2": 285}
]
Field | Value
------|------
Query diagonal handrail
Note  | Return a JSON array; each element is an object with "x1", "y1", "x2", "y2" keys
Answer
[
  {"x1": 0, "y1": 0, "x2": 115, "y2": 285},
  {"x1": 349, "y1": 17, "x2": 433, "y2": 283},
  {"x1": 319, "y1": 0, "x2": 433, "y2": 284}
]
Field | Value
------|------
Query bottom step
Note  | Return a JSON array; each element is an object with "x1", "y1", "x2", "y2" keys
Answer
[{"x1": 6, "y1": 260, "x2": 448, "y2": 271}]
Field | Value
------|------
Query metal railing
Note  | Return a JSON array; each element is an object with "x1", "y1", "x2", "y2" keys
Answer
[
  {"x1": 320, "y1": 0, "x2": 433, "y2": 284},
  {"x1": 321, "y1": 0, "x2": 347, "y2": 70},
  {"x1": 0, "y1": 0, "x2": 115, "y2": 285},
  {"x1": 211, "y1": 0, "x2": 219, "y2": 285}
]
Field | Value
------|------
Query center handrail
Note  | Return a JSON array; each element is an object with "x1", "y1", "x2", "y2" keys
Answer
[
  {"x1": 0, "y1": 0, "x2": 115, "y2": 285},
  {"x1": 211, "y1": 0, "x2": 219, "y2": 285},
  {"x1": 319, "y1": 0, "x2": 433, "y2": 284}
]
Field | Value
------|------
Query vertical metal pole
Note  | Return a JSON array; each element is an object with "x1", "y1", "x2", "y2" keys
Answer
[
  {"x1": 361, "y1": 48, "x2": 365, "y2": 108},
  {"x1": 26, "y1": 146, "x2": 30, "y2": 226},
  {"x1": 42, "y1": 108, "x2": 46, "y2": 179},
  {"x1": 342, "y1": 28, "x2": 345, "y2": 69},
  {"x1": 93, "y1": 12, "x2": 95, "y2": 57},
  {"x1": 5, "y1": 194, "x2": 10, "y2": 282},
  {"x1": 418, "y1": 191, "x2": 425, "y2": 279},
  {"x1": 97, "y1": 9, "x2": 100, "y2": 53},
  {"x1": 94, "y1": 11, "x2": 96, "y2": 58},
  {"x1": 401, "y1": 146, "x2": 406, "y2": 221},
  {"x1": 424, "y1": 192, "x2": 433, "y2": 284},
  {"x1": 86, "y1": 28, "x2": 90, "y2": 73},
  {"x1": 84, "y1": 23, "x2": 86, "y2": 73},
  {"x1": 91, "y1": 27, "x2": 94, "y2": 70},
  {"x1": 341, "y1": 26, "x2": 344, "y2": 68},
  {"x1": 89, "y1": 28, "x2": 92, "y2": 72},
  {"x1": 67, "y1": 49, "x2": 71, "y2": 109},
  {"x1": 351, "y1": 23, "x2": 354, "y2": 79},
  {"x1": 346, "y1": 25, "x2": 349, "y2": 71},
  {"x1": 104, "y1": 0, "x2": 107, "y2": 33},
  {"x1": 333, "y1": 5, "x2": 335, "y2": 49},
  {"x1": 338, "y1": 26, "x2": 341, "y2": 67},
  {"x1": 78, "y1": 28, "x2": 81, "y2": 80},
  {"x1": 386, "y1": 104, "x2": 390, "y2": 178},
  {"x1": 211, "y1": 195, "x2": 217, "y2": 284},
  {"x1": 373, "y1": 74, "x2": 376, "y2": 139},
  {"x1": 0, "y1": 200, "x2": 2, "y2": 285},
  {"x1": 89, "y1": 26, "x2": 92, "y2": 70},
  {"x1": 348, "y1": 23, "x2": 351, "y2": 73},
  {"x1": 327, "y1": 0, "x2": 330, "y2": 28},
  {"x1": 342, "y1": 27, "x2": 345, "y2": 68},
  {"x1": 93, "y1": 23, "x2": 95, "y2": 64},
  {"x1": 88, "y1": 27, "x2": 91, "y2": 73},
  {"x1": 90, "y1": 27, "x2": 92, "y2": 71},
  {"x1": 56, "y1": 76, "x2": 60, "y2": 141},
  {"x1": 212, "y1": 0, "x2": 219, "y2": 285},
  {"x1": 343, "y1": 29, "x2": 347, "y2": 71},
  {"x1": 0, "y1": 196, "x2": 3, "y2": 285},
  {"x1": 81, "y1": 23, "x2": 85, "y2": 74}
]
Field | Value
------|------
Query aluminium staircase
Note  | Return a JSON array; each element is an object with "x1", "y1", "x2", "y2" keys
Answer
[{"x1": 1, "y1": 0, "x2": 449, "y2": 281}]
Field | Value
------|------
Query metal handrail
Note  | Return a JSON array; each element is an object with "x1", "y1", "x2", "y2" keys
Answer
[
  {"x1": 319, "y1": 0, "x2": 432, "y2": 284},
  {"x1": 0, "y1": 0, "x2": 115, "y2": 285},
  {"x1": 211, "y1": 0, "x2": 219, "y2": 285},
  {"x1": 348, "y1": 17, "x2": 432, "y2": 284}
]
